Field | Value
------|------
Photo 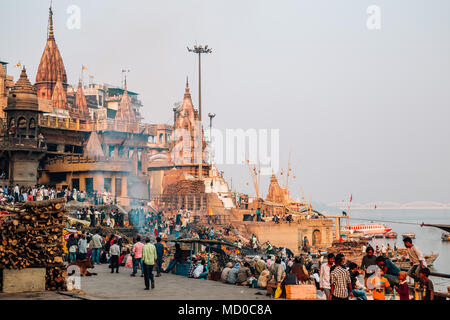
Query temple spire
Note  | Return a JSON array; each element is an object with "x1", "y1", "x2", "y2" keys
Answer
[
  {"x1": 48, "y1": 2, "x2": 54, "y2": 40},
  {"x1": 123, "y1": 74, "x2": 128, "y2": 96}
]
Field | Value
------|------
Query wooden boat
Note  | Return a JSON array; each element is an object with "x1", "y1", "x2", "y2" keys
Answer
[
  {"x1": 385, "y1": 232, "x2": 397, "y2": 239},
  {"x1": 360, "y1": 235, "x2": 373, "y2": 241},
  {"x1": 441, "y1": 233, "x2": 450, "y2": 241},
  {"x1": 392, "y1": 253, "x2": 439, "y2": 269},
  {"x1": 374, "y1": 234, "x2": 384, "y2": 239},
  {"x1": 402, "y1": 233, "x2": 415, "y2": 239}
]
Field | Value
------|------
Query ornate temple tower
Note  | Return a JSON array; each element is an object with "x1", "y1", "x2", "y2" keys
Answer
[
  {"x1": 171, "y1": 78, "x2": 206, "y2": 166},
  {"x1": 74, "y1": 79, "x2": 89, "y2": 119},
  {"x1": 115, "y1": 79, "x2": 137, "y2": 123},
  {"x1": 35, "y1": 5, "x2": 68, "y2": 100},
  {"x1": 2, "y1": 68, "x2": 45, "y2": 186}
]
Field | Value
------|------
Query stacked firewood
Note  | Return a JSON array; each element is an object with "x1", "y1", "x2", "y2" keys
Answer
[
  {"x1": 327, "y1": 240, "x2": 369, "y2": 265},
  {"x1": 164, "y1": 180, "x2": 205, "y2": 194},
  {"x1": 46, "y1": 265, "x2": 67, "y2": 291},
  {"x1": 0, "y1": 198, "x2": 67, "y2": 270}
]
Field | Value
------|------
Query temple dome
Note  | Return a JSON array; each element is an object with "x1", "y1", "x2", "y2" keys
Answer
[{"x1": 6, "y1": 67, "x2": 39, "y2": 111}]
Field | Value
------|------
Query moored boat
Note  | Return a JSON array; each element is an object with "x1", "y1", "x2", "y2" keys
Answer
[
  {"x1": 441, "y1": 233, "x2": 450, "y2": 241},
  {"x1": 402, "y1": 233, "x2": 415, "y2": 239},
  {"x1": 392, "y1": 253, "x2": 439, "y2": 269},
  {"x1": 385, "y1": 232, "x2": 398, "y2": 239},
  {"x1": 374, "y1": 234, "x2": 384, "y2": 239},
  {"x1": 344, "y1": 223, "x2": 392, "y2": 235}
]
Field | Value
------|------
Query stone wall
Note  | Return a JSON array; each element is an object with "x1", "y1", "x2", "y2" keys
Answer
[{"x1": 243, "y1": 219, "x2": 334, "y2": 254}]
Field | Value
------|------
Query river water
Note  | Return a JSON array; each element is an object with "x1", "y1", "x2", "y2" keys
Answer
[{"x1": 348, "y1": 209, "x2": 449, "y2": 292}]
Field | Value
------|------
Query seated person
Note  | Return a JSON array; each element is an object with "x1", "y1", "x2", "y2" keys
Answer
[
  {"x1": 188, "y1": 258, "x2": 198, "y2": 278},
  {"x1": 375, "y1": 256, "x2": 400, "y2": 288},
  {"x1": 227, "y1": 263, "x2": 240, "y2": 284},
  {"x1": 221, "y1": 262, "x2": 234, "y2": 282},
  {"x1": 267, "y1": 257, "x2": 285, "y2": 284},
  {"x1": 257, "y1": 269, "x2": 270, "y2": 289},
  {"x1": 236, "y1": 262, "x2": 252, "y2": 286},
  {"x1": 193, "y1": 259, "x2": 208, "y2": 280}
]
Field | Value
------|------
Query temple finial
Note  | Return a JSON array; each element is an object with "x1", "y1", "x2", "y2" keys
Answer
[{"x1": 48, "y1": 1, "x2": 54, "y2": 40}]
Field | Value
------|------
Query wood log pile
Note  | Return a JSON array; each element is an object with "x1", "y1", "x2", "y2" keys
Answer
[
  {"x1": 0, "y1": 198, "x2": 67, "y2": 271},
  {"x1": 327, "y1": 240, "x2": 369, "y2": 265},
  {"x1": 164, "y1": 180, "x2": 205, "y2": 195},
  {"x1": 46, "y1": 265, "x2": 67, "y2": 291}
]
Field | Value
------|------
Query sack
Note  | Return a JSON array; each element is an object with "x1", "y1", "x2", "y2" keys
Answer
[{"x1": 274, "y1": 285, "x2": 282, "y2": 299}]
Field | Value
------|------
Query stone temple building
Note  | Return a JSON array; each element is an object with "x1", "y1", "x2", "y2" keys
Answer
[{"x1": 0, "y1": 5, "x2": 169, "y2": 207}]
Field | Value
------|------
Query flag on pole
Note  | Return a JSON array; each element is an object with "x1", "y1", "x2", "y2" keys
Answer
[
  {"x1": 350, "y1": 194, "x2": 353, "y2": 202},
  {"x1": 82, "y1": 65, "x2": 88, "y2": 71},
  {"x1": 374, "y1": 204, "x2": 377, "y2": 209},
  {"x1": 15, "y1": 61, "x2": 21, "y2": 68}
]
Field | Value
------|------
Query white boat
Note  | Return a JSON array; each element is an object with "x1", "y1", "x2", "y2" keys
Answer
[{"x1": 344, "y1": 223, "x2": 392, "y2": 235}]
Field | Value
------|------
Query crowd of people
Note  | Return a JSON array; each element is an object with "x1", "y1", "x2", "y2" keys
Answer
[
  {"x1": 0, "y1": 184, "x2": 117, "y2": 205},
  {"x1": 318, "y1": 237, "x2": 434, "y2": 300}
]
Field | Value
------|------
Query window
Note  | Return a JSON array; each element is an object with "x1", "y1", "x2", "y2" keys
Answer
[
  {"x1": 72, "y1": 178, "x2": 80, "y2": 190},
  {"x1": 108, "y1": 146, "x2": 115, "y2": 158},
  {"x1": 85, "y1": 178, "x2": 94, "y2": 194},
  {"x1": 115, "y1": 178, "x2": 122, "y2": 196},
  {"x1": 104, "y1": 178, "x2": 112, "y2": 192}
]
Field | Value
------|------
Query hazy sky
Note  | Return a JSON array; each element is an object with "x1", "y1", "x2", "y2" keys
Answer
[{"x1": 1, "y1": 0, "x2": 449, "y2": 203}]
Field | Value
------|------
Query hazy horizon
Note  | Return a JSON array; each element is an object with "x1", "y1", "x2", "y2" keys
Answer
[{"x1": 1, "y1": 0, "x2": 449, "y2": 203}]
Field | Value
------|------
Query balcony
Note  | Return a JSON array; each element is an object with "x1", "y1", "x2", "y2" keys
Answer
[
  {"x1": 45, "y1": 155, "x2": 137, "y2": 173},
  {"x1": 38, "y1": 115, "x2": 152, "y2": 135}
]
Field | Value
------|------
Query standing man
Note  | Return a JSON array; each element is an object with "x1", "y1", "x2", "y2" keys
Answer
[
  {"x1": 403, "y1": 237, "x2": 427, "y2": 281},
  {"x1": 91, "y1": 232, "x2": 103, "y2": 265},
  {"x1": 361, "y1": 246, "x2": 377, "y2": 287},
  {"x1": 131, "y1": 236, "x2": 144, "y2": 277},
  {"x1": 109, "y1": 240, "x2": 120, "y2": 273},
  {"x1": 154, "y1": 237, "x2": 165, "y2": 277},
  {"x1": 319, "y1": 253, "x2": 335, "y2": 300},
  {"x1": 330, "y1": 254, "x2": 353, "y2": 300},
  {"x1": 142, "y1": 237, "x2": 157, "y2": 290},
  {"x1": 77, "y1": 232, "x2": 88, "y2": 260}
]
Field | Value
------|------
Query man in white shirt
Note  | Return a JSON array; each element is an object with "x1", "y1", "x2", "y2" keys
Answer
[
  {"x1": 193, "y1": 260, "x2": 208, "y2": 279},
  {"x1": 403, "y1": 237, "x2": 427, "y2": 281},
  {"x1": 109, "y1": 239, "x2": 121, "y2": 273},
  {"x1": 319, "y1": 253, "x2": 335, "y2": 300}
]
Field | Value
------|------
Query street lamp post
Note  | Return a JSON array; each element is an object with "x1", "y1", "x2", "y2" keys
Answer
[
  {"x1": 187, "y1": 44, "x2": 212, "y2": 179},
  {"x1": 208, "y1": 112, "x2": 216, "y2": 164}
]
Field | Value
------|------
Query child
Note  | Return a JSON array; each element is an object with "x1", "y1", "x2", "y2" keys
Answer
[
  {"x1": 370, "y1": 268, "x2": 390, "y2": 300},
  {"x1": 419, "y1": 268, "x2": 434, "y2": 300},
  {"x1": 396, "y1": 271, "x2": 410, "y2": 300}
]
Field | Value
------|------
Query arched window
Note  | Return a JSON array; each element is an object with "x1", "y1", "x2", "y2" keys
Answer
[
  {"x1": 18, "y1": 117, "x2": 27, "y2": 129},
  {"x1": 9, "y1": 117, "x2": 15, "y2": 129},
  {"x1": 159, "y1": 133, "x2": 164, "y2": 143},
  {"x1": 29, "y1": 118, "x2": 36, "y2": 138}
]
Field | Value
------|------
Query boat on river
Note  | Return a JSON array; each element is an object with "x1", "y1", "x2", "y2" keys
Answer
[
  {"x1": 441, "y1": 233, "x2": 450, "y2": 241},
  {"x1": 392, "y1": 253, "x2": 439, "y2": 269},
  {"x1": 402, "y1": 233, "x2": 416, "y2": 239},
  {"x1": 385, "y1": 232, "x2": 398, "y2": 239},
  {"x1": 344, "y1": 223, "x2": 392, "y2": 235}
]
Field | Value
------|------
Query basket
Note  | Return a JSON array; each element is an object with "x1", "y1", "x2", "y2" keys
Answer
[{"x1": 286, "y1": 285, "x2": 317, "y2": 300}]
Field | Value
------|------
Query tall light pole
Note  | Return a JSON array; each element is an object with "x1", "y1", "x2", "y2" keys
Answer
[
  {"x1": 187, "y1": 44, "x2": 212, "y2": 179},
  {"x1": 187, "y1": 45, "x2": 212, "y2": 122},
  {"x1": 208, "y1": 112, "x2": 216, "y2": 164}
]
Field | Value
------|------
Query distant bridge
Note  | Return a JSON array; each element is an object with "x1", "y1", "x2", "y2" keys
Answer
[{"x1": 327, "y1": 201, "x2": 450, "y2": 210}]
